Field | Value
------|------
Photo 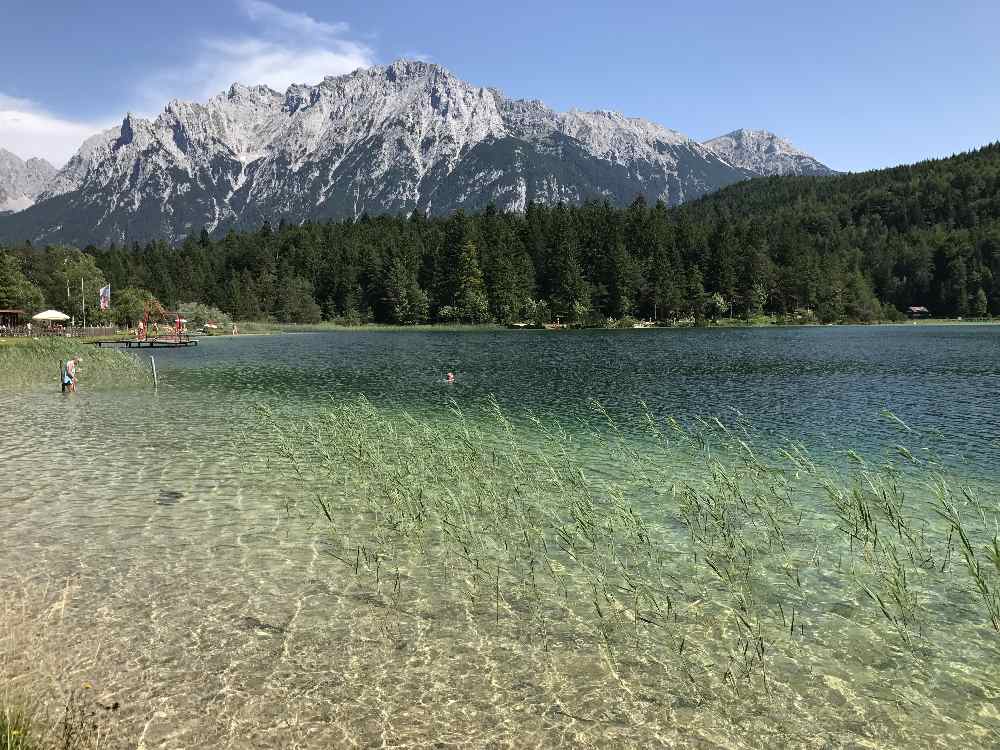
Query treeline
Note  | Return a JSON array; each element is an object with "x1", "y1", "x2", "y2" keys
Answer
[{"x1": 1, "y1": 142, "x2": 998, "y2": 325}]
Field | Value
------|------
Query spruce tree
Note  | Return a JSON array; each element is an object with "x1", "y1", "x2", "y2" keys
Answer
[{"x1": 454, "y1": 241, "x2": 490, "y2": 323}]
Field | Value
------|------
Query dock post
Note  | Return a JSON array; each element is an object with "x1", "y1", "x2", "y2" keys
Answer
[{"x1": 150, "y1": 355, "x2": 158, "y2": 388}]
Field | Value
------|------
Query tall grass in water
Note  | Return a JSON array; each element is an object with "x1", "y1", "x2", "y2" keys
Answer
[
  {"x1": 0, "y1": 339, "x2": 150, "y2": 391},
  {"x1": 0, "y1": 578, "x2": 124, "y2": 750},
  {"x1": 249, "y1": 396, "x2": 1000, "y2": 702}
]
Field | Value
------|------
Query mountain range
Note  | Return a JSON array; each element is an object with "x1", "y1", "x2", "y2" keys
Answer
[
  {"x1": 0, "y1": 60, "x2": 834, "y2": 247},
  {"x1": 0, "y1": 149, "x2": 57, "y2": 214}
]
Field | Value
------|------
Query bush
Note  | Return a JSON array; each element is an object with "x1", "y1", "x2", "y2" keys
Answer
[
  {"x1": 880, "y1": 303, "x2": 907, "y2": 322},
  {"x1": 331, "y1": 307, "x2": 366, "y2": 326},
  {"x1": 522, "y1": 299, "x2": 551, "y2": 326},
  {"x1": 176, "y1": 302, "x2": 233, "y2": 331},
  {"x1": 604, "y1": 315, "x2": 639, "y2": 329},
  {"x1": 436, "y1": 305, "x2": 459, "y2": 324}
]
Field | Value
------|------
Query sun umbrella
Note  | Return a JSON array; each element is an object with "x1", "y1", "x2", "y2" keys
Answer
[{"x1": 32, "y1": 309, "x2": 70, "y2": 321}]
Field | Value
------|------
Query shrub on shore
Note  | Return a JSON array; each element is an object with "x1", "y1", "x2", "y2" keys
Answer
[{"x1": 176, "y1": 302, "x2": 232, "y2": 332}]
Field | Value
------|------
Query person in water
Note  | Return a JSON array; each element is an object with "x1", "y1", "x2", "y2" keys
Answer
[
  {"x1": 63, "y1": 356, "x2": 81, "y2": 393},
  {"x1": 446, "y1": 372, "x2": 455, "y2": 383}
]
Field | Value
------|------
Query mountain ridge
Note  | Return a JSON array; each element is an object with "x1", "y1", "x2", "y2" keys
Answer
[
  {"x1": 702, "y1": 128, "x2": 832, "y2": 177},
  {"x1": 0, "y1": 60, "x2": 834, "y2": 246},
  {"x1": 0, "y1": 149, "x2": 57, "y2": 214}
]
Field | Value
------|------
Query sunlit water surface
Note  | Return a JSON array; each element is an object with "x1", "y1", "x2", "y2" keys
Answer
[{"x1": 2, "y1": 326, "x2": 999, "y2": 748}]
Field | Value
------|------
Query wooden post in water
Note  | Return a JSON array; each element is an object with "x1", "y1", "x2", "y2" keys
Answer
[
  {"x1": 59, "y1": 360, "x2": 65, "y2": 392},
  {"x1": 150, "y1": 355, "x2": 158, "y2": 388}
]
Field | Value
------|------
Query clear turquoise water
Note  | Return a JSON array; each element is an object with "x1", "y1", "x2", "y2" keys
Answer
[
  {"x1": 152, "y1": 325, "x2": 1000, "y2": 472},
  {"x1": 1, "y1": 325, "x2": 998, "y2": 748}
]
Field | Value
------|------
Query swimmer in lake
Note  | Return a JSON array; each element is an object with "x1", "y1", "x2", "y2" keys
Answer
[{"x1": 446, "y1": 372, "x2": 455, "y2": 383}]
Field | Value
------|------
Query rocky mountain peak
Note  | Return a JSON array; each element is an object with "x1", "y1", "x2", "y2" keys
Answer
[
  {"x1": 0, "y1": 59, "x2": 834, "y2": 245},
  {"x1": 0, "y1": 148, "x2": 57, "y2": 213},
  {"x1": 24, "y1": 157, "x2": 53, "y2": 171},
  {"x1": 383, "y1": 58, "x2": 440, "y2": 81},
  {"x1": 702, "y1": 129, "x2": 834, "y2": 176}
]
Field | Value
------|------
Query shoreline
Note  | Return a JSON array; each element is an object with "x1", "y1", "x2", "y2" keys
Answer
[{"x1": 229, "y1": 317, "x2": 999, "y2": 334}]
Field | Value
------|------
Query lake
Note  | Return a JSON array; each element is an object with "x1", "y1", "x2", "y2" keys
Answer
[{"x1": 2, "y1": 325, "x2": 999, "y2": 748}]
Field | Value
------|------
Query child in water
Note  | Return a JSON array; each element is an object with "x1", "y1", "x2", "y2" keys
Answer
[{"x1": 63, "y1": 356, "x2": 81, "y2": 393}]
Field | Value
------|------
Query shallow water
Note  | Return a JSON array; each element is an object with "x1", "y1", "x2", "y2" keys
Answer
[{"x1": 2, "y1": 325, "x2": 999, "y2": 748}]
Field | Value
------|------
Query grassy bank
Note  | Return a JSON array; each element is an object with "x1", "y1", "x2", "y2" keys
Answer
[
  {"x1": 234, "y1": 320, "x2": 504, "y2": 334},
  {"x1": 0, "y1": 338, "x2": 151, "y2": 391},
  {"x1": 654, "y1": 314, "x2": 998, "y2": 328},
  {"x1": 233, "y1": 316, "x2": 998, "y2": 334}
]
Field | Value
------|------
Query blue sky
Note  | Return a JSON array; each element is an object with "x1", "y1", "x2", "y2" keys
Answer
[{"x1": 0, "y1": 0, "x2": 996, "y2": 170}]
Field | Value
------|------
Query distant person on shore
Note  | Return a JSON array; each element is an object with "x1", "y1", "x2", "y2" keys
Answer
[
  {"x1": 63, "y1": 356, "x2": 81, "y2": 393},
  {"x1": 137, "y1": 320, "x2": 146, "y2": 340},
  {"x1": 232, "y1": 323, "x2": 239, "y2": 335}
]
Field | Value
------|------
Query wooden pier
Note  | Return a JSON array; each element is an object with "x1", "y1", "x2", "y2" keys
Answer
[{"x1": 93, "y1": 338, "x2": 198, "y2": 349}]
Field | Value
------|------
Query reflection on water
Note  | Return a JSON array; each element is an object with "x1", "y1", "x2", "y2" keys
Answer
[{"x1": 2, "y1": 326, "x2": 999, "y2": 747}]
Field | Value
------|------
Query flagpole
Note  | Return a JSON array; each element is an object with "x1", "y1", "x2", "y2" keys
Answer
[{"x1": 81, "y1": 277, "x2": 86, "y2": 330}]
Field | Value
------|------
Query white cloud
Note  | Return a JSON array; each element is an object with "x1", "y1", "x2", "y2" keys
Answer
[
  {"x1": 142, "y1": 1, "x2": 376, "y2": 106},
  {"x1": 241, "y1": 0, "x2": 349, "y2": 40},
  {"x1": 0, "y1": 94, "x2": 109, "y2": 167},
  {"x1": 193, "y1": 37, "x2": 373, "y2": 98}
]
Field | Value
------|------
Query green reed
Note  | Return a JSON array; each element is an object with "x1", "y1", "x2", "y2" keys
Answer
[
  {"x1": 248, "y1": 396, "x2": 1000, "y2": 698},
  {"x1": 0, "y1": 690, "x2": 121, "y2": 750},
  {"x1": 0, "y1": 338, "x2": 150, "y2": 391}
]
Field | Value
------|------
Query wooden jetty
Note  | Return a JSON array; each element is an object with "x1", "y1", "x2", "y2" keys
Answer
[{"x1": 93, "y1": 338, "x2": 198, "y2": 349}]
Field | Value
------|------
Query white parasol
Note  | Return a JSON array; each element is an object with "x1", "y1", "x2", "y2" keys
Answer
[{"x1": 32, "y1": 309, "x2": 71, "y2": 321}]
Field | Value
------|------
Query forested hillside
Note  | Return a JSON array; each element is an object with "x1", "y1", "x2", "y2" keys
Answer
[{"x1": 1, "y1": 143, "x2": 997, "y2": 325}]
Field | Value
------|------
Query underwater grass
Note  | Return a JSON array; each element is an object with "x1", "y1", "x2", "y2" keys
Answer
[
  {"x1": 248, "y1": 396, "x2": 1000, "y2": 702},
  {"x1": 0, "y1": 579, "x2": 125, "y2": 750},
  {"x1": 0, "y1": 339, "x2": 150, "y2": 392},
  {"x1": 1, "y1": 701, "x2": 34, "y2": 750},
  {"x1": 0, "y1": 693, "x2": 119, "y2": 750}
]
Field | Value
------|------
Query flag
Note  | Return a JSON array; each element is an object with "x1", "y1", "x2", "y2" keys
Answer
[{"x1": 99, "y1": 285, "x2": 111, "y2": 310}]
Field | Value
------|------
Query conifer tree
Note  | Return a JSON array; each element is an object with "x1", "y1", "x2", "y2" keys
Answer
[{"x1": 454, "y1": 241, "x2": 490, "y2": 323}]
